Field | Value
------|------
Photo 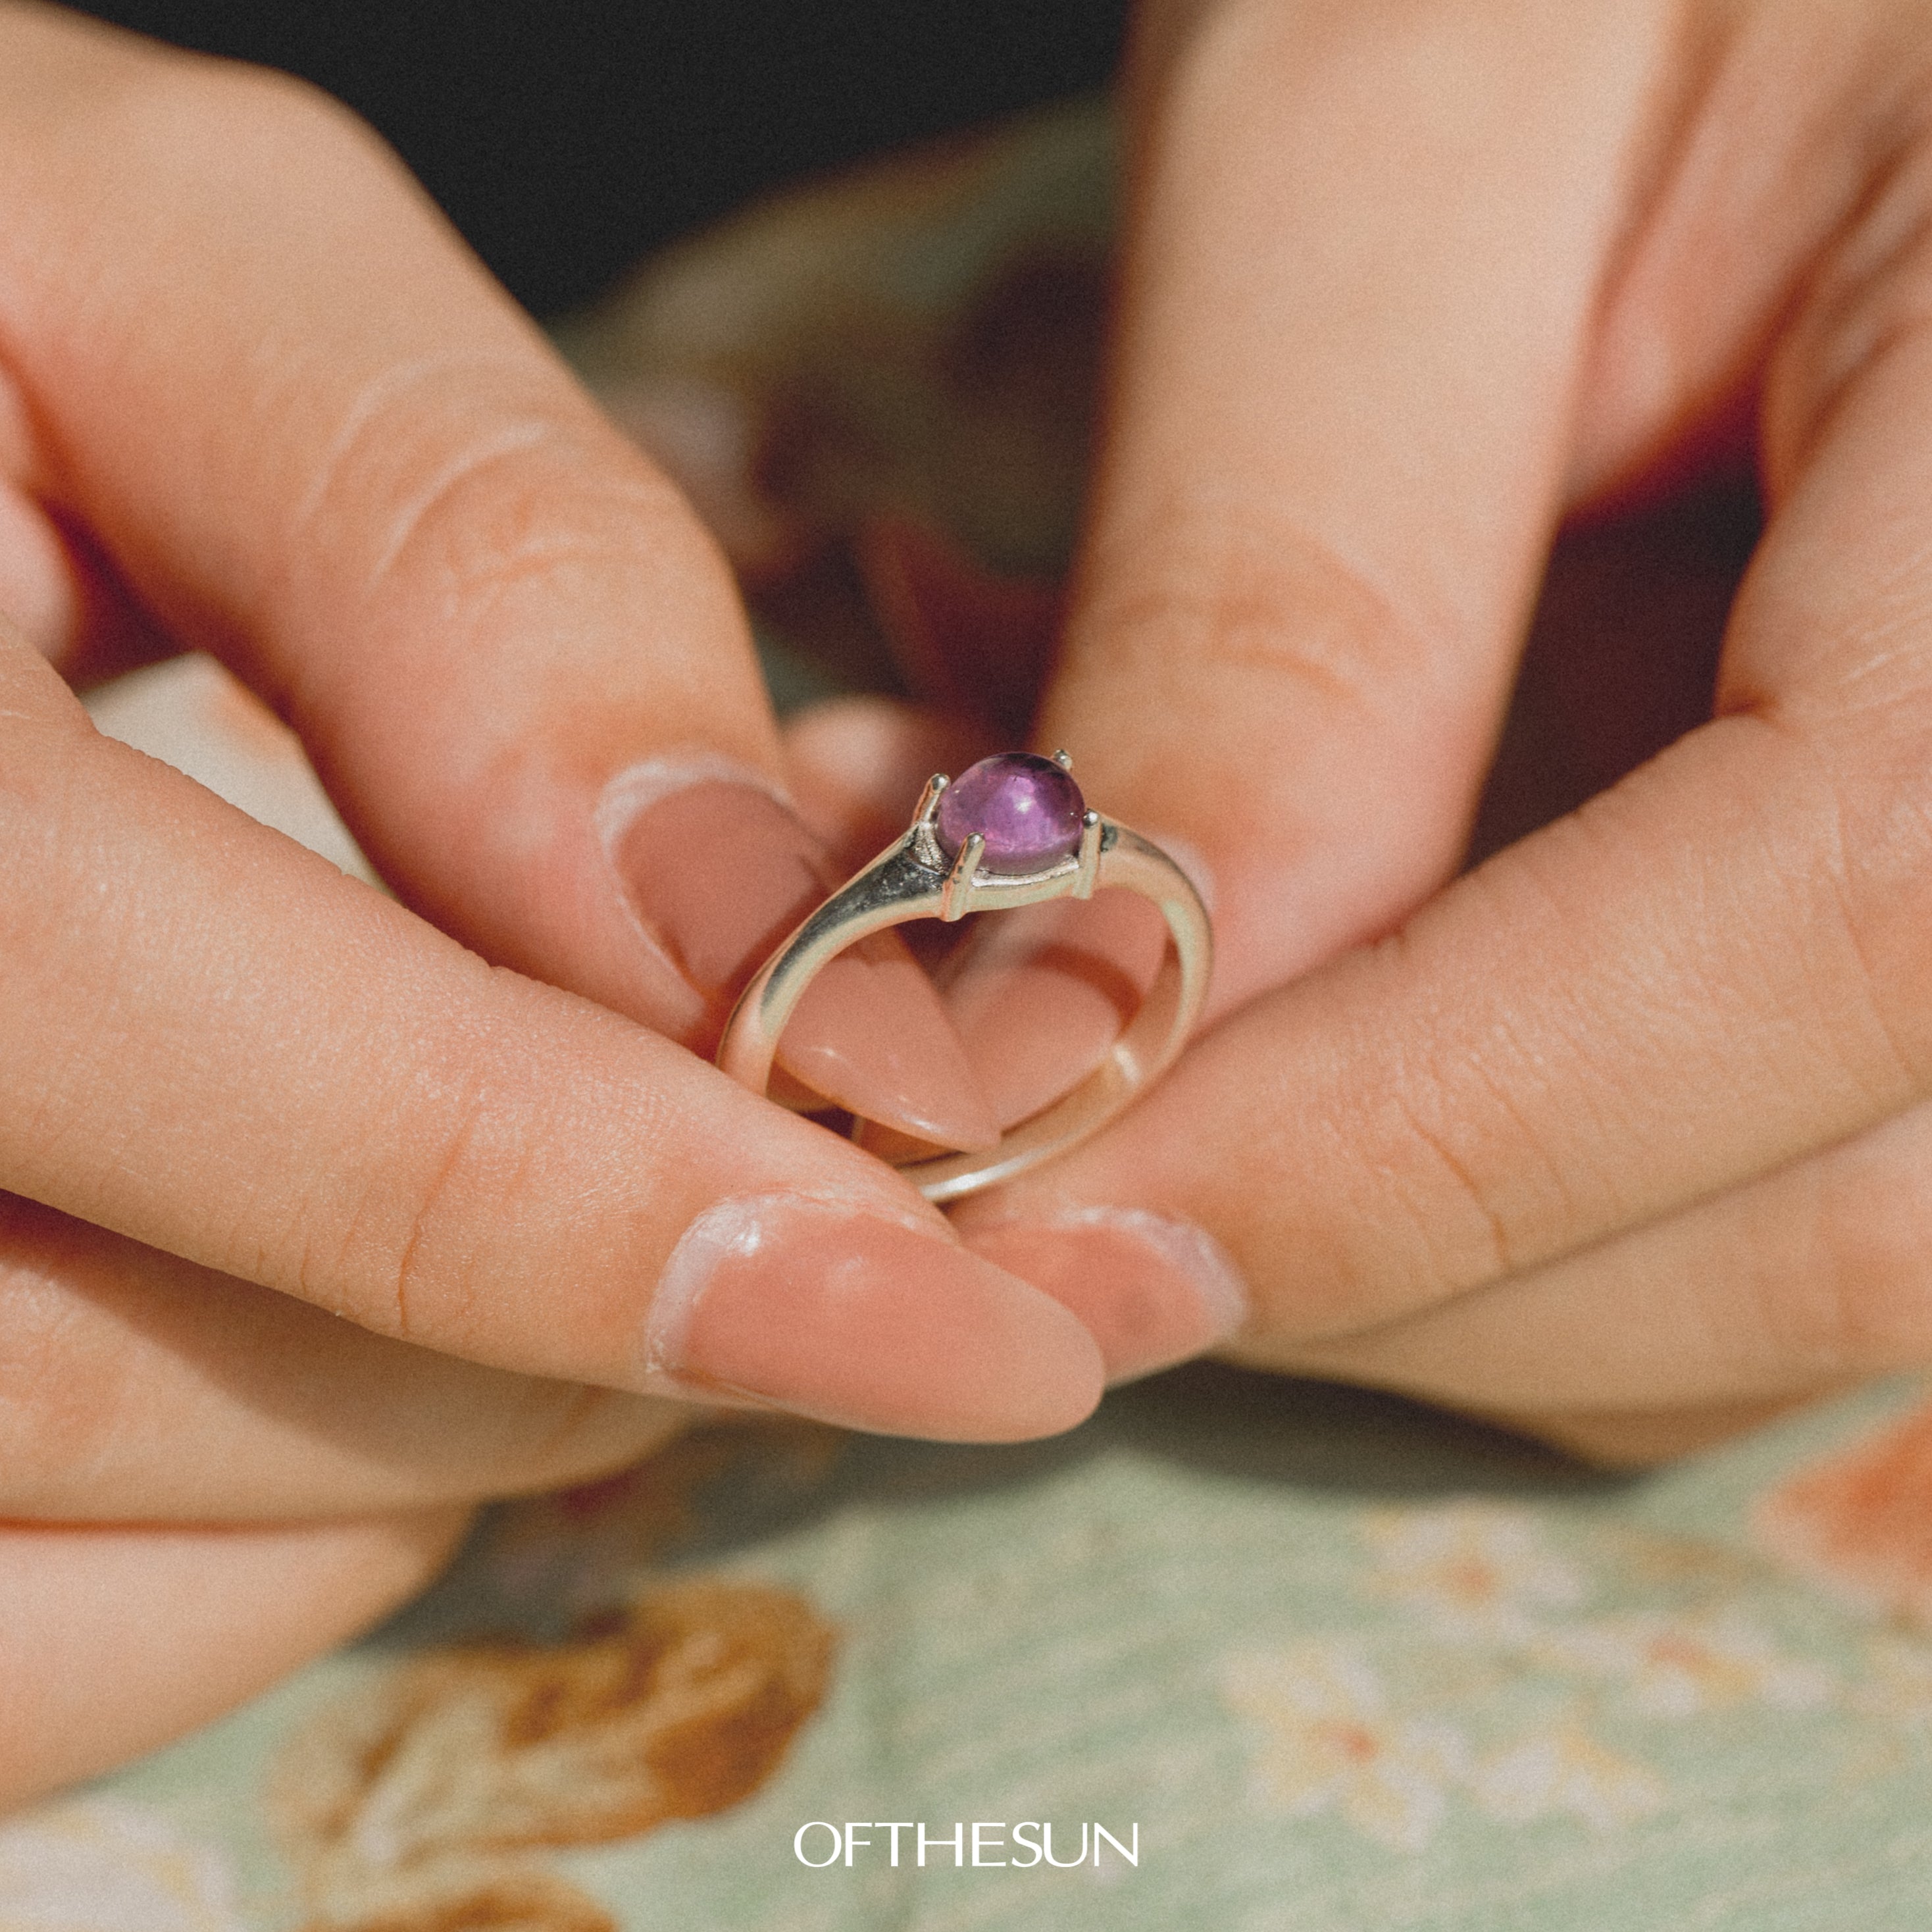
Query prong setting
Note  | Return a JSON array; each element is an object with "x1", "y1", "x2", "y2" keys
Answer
[
  {"x1": 1073, "y1": 810, "x2": 1102, "y2": 898},
  {"x1": 914, "y1": 773, "x2": 949, "y2": 826},
  {"x1": 715, "y1": 749, "x2": 1213, "y2": 1205},
  {"x1": 940, "y1": 832, "x2": 986, "y2": 921},
  {"x1": 909, "y1": 773, "x2": 951, "y2": 870},
  {"x1": 1052, "y1": 748, "x2": 1074, "y2": 773}
]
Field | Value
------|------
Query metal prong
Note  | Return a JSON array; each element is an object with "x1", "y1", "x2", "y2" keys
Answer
[
  {"x1": 1052, "y1": 748, "x2": 1074, "y2": 773},
  {"x1": 1073, "y1": 810, "x2": 1102, "y2": 898},
  {"x1": 913, "y1": 773, "x2": 950, "y2": 828},
  {"x1": 940, "y1": 832, "x2": 984, "y2": 921}
]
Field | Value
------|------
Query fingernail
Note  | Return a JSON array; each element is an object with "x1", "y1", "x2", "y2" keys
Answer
[
  {"x1": 598, "y1": 753, "x2": 1000, "y2": 1150},
  {"x1": 599, "y1": 753, "x2": 827, "y2": 1000},
  {"x1": 943, "y1": 894, "x2": 1167, "y2": 1129},
  {"x1": 965, "y1": 1206, "x2": 1248, "y2": 1385},
  {"x1": 643, "y1": 1192, "x2": 1105, "y2": 1440},
  {"x1": 781, "y1": 933, "x2": 1000, "y2": 1152}
]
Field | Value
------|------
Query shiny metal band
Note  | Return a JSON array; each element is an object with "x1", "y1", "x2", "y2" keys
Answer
[{"x1": 717, "y1": 765, "x2": 1212, "y2": 1202}]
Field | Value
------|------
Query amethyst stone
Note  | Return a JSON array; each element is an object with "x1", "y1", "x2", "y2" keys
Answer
[{"x1": 934, "y1": 753, "x2": 1086, "y2": 874}]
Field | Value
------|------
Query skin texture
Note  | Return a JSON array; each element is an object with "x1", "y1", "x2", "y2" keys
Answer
[
  {"x1": 941, "y1": 0, "x2": 1932, "y2": 1465},
  {"x1": 13, "y1": 0, "x2": 1932, "y2": 1808},
  {"x1": 0, "y1": 2, "x2": 1169, "y2": 1809}
]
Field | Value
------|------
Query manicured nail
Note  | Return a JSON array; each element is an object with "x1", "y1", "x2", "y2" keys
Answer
[
  {"x1": 644, "y1": 1192, "x2": 1105, "y2": 1440},
  {"x1": 783, "y1": 932, "x2": 1000, "y2": 1151},
  {"x1": 965, "y1": 1206, "x2": 1248, "y2": 1385},
  {"x1": 599, "y1": 754, "x2": 827, "y2": 1000},
  {"x1": 943, "y1": 894, "x2": 1167, "y2": 1128},
  {"x1": 599, "y1": 754, "x2": 999, "y2": 1150}
]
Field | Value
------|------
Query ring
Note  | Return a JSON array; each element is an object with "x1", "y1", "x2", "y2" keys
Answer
[{"x1": 716, "y1": 750, "x2": 1212, "y2": 1202}]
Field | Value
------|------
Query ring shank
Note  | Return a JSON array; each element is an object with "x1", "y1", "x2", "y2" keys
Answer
[{"x1": 717, "y1": 823, "x2": 1211, "y2": 1202}]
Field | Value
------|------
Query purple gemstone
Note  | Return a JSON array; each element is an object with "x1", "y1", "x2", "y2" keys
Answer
[{"x1": 934, "y1": 753, "x2": 1086, "y2": 873}]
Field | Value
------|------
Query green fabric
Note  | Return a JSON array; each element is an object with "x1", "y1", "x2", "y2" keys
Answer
[
  {"x1": 22, "y1": 99, "x2": 1932, "y2": 1931},
  {"x1": 13, "y1": 1370, "x2": 1932, "y2": 1929}
]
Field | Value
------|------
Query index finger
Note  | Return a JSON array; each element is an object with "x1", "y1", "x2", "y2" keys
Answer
[
  {"x1": 0, "y1": 636, "x2": 1103, "y2": 1442},
  {"x1": 0, "y1": 5, "x2": 996, "y2": 1150}
]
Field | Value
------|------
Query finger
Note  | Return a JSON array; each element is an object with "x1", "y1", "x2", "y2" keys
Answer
[
  {"x1": 0, "y1": 7, "x2": 991, "y2": 1148},
  {"x1": 1237, "y1": 1102, "x2": 1932, "y2": 1422},
  {"x1": 0, "y1": 478, "x2": 168, "y2": 682},
  {"x1": 1034, "y1": 0, "x2": 1670, "y2": 1013},
  {"x1": 0, "y1": 643, "x2": 1104, "y2": 1443},
  {"x1": 781, "y1": 699, "x2": 1175, "y2": 1136},
  {"x1": 953, "y1": 680, "x2": 1925, "y2": 1369},
  {"x1": 0, "y1": 1195, "x2": 697, "y2": 1521},
  {"x1": 959, "y1": 41, "x2": 1932, "y2": 1367},
  {"x1": 0, "y1": 1507, "x2": 469, "y2": 1810}
]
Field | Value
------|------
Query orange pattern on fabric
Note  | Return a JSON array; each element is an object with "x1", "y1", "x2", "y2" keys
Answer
[{"x1": 1756, "y1": 1396, "x2": 1932, "y2": 1623}]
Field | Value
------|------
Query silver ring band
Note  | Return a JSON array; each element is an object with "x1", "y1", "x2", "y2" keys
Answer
[{"x1": 716, "y1": 754, "x2": 1212, "y2": 1202}]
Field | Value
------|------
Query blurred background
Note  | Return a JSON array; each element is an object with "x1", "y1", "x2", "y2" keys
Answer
[{"x1": 70, "y1": 0, "x2": 1130, "y2": 318}]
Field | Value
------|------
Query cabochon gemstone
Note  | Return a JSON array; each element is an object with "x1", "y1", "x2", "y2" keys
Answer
[{"x1": 934, "y1": 753, "x2": 1086, "y2": 873}]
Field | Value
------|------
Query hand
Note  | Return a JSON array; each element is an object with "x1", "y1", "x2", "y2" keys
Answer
[
  {"x1": 0, "y1": 4, "x2": 1127, "y2": 1806},
  {"x1": 931, "y1": 0, "x2": 1932, "y2": 1464}
]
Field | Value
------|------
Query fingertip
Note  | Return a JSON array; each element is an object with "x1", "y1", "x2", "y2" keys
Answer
[
  {"x1": 600, "y1": 756, "x2": 1002, "y2": 1150},
  {"x1": 940, "y1": 892, "x2": 1168, "y2": 1129},
  {"x1": 642, "y1": 1192, "x2": 1106, "y2": 1441},
  {"x1": 965, "y1": 1206, "x2": 1248, "y2": 1385},
  {"x1": 780, "y1": 937, "x2": 1005, "y2": 1154}
]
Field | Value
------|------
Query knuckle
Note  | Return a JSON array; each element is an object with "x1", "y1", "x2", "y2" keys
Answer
[
  {"x1": 372, "y1": 1080, "x2": 495, "y2": 1351},
  {"x1": 291, "y1": 365, "x2": 707, "y2": 662},
  {"x1": 373, "y1": 422, "x2": 684, "y2": 611},
  {"x1": 328, "y1": 1013, "x2": 547, "y2": 1358},
  {"x1": 292, "y1": 971, "x2": 644, "y2": 1375},
  {"x1": 1229, "y1": 920, "x2": 1595, "y2": 1345},
  {"x1": 1363, "y1": 913, "x2": 1594, "y2": 1310},
  {"x1": 1279, "y1": 1056, "x2": 1538, "y2": 1340},
  {"x1": 1072, "y1": 497, "x2": 1443, "y2": 730},
  {"x1": 1379, "y1": 1082, "x2": 1521, "y2": 1300}
]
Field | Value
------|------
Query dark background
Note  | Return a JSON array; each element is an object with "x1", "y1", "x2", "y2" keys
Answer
[{"x1": 72, "y1": 1, "x2": 1129, "y2": 318}]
